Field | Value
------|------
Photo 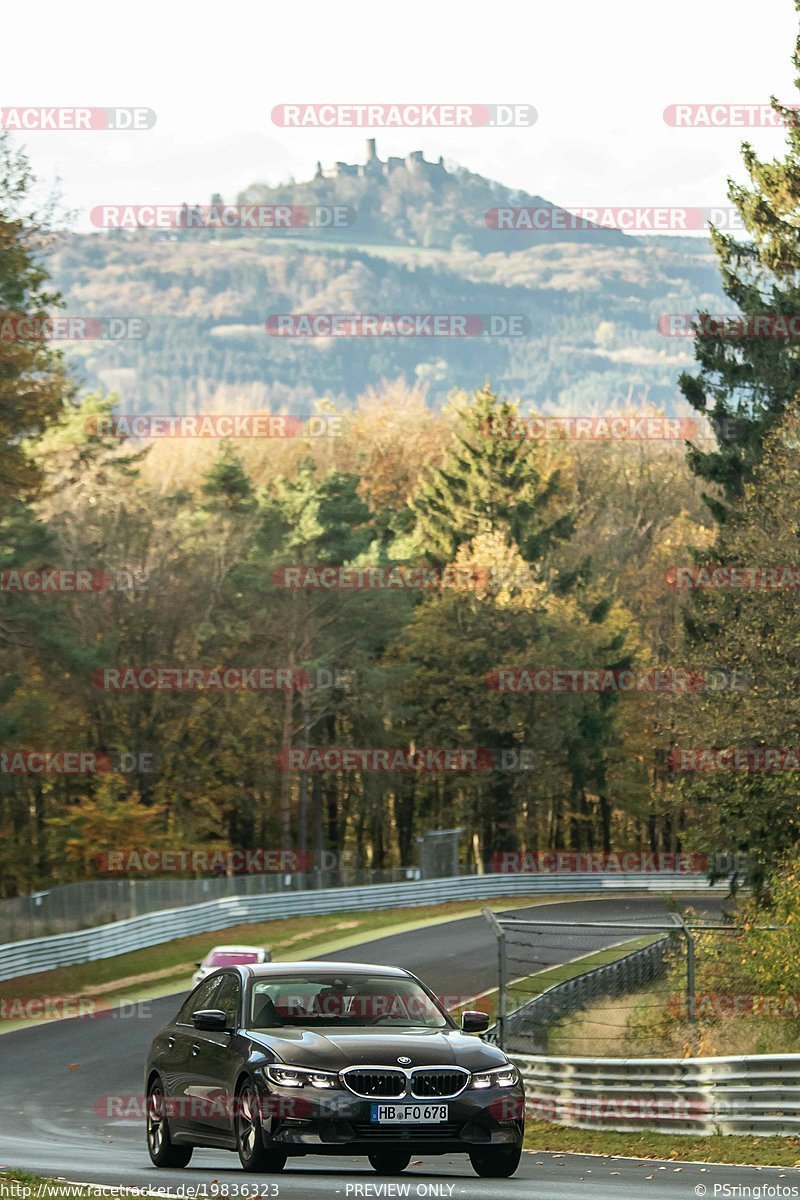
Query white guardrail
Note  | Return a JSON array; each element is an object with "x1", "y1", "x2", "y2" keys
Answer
[
  {"x1": 0, "y1": 871, "x2": 722, "y2": 981},
  {"x1": 514, "y1": 1053, "x2": 800, "y2": 1137}
]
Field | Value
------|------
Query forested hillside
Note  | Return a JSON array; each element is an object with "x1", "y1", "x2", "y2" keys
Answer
[
  {"x1": 0, "y1": 379, "x2": 723, "y2": 892},
  {"x1": 49, "y1": 153, "x2": 725, "y2": 413}
]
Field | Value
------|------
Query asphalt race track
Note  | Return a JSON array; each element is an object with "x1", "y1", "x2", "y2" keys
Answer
[{"x1": 1, "y1": 893, "x2": 797, "y2": 1198}]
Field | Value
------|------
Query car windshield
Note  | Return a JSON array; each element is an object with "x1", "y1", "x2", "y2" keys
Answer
[
  {"x1": 208, "y1": 950, "x2": 260, "y2": 966},
  {"x1": 248, "y1": 973, "x2": 450, "y2": 1028}
]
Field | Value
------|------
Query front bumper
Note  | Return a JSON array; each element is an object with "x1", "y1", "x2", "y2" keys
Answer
[{"x1": 256, "y1": 1081, "x2": 525, "y2": 1154}]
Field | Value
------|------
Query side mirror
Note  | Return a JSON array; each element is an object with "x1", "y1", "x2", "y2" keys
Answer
[
  {"x1": 194, "y1": 962, "x2": 202, "y2": 969},
  {"x1": 263, "y1": 948, "x2": 272, "y2": 962},
  {"x1": 461, "y1": 1010, "x2": 490, "y2": 1034},
  {"x1": 192, "y1": 1008, "x2": 229, "y2": 1031}
]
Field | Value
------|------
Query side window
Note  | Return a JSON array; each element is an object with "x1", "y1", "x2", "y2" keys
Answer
[
  {"x1": 177, "y1": 974, "x2": 222, "y2": 1025},
  {"x1": 214, "y1": 973, "x2": 242, "y2": 1028}
]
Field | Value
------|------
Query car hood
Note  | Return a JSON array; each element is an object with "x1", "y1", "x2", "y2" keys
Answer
[{"x1": 243, "y1": 1026, "x2": 507, "y2": 1071}]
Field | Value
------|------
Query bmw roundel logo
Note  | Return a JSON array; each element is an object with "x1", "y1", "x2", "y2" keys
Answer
[{"x1": 397, "y1": 1056, "x2": 412, "y2": 1065}]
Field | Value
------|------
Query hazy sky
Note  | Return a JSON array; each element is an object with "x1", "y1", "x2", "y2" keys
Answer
[{"x1": 4, "y1": 0, "x2": 798, "y2": 230}]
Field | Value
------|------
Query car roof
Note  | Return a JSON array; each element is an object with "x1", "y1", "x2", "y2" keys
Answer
[
  {"x1": 243, "y1": 961, "x2": 413, "y2": 979},
  {"x1": 207, "y1": 945, "x2": 264, "y2": 952}
]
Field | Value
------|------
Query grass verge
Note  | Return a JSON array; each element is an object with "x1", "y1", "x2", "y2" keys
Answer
[
  {"x1": 546, "y1": 972, "x2": 800, "y2": 1058},
  {"x1": 523, "y1": 1122, "x2": 800, "y2": 1167},
  {"x1": 449, "y1": 934, "x2": 660, "y2": 1023},
  {"x1": 506, "y1": 934, "x2": 660, "y2": 1010}
]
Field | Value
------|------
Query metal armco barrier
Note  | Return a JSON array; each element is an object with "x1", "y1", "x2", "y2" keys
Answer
[
  {"x1": 501, "y1": 936, "x2": 673, "y2": 1053},
  {"x1": 514, "y1": 1052, "x2": 800, "y2": 1136},
  {"x1": 0, "y1": 872, "x2": 721, "y2": 981},
  {"x1": 0, "y1": 869, "x2": 427, "y2": 944}
]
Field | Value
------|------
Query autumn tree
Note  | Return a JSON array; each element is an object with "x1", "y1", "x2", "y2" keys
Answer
[{"x1": 670, "y1": 408, "x2": 800, "y2": 887}]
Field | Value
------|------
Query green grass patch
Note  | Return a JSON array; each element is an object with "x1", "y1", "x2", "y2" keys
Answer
[
  {"x1": 524, "y1": 1122, "x2": 800, "y2": 1167},
  {"x1": 507, "y1": 934, "x2": 661, "y2": 1008},
  {"x1": 458, "y1": 934, "x2": 661, "y2": 1023}
]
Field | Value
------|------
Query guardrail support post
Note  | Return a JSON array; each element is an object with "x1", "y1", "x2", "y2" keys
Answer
[
  {"x1": 676, "y1": 916, "x2": 696, "y2": 1026},
  {"x1": 686, "y1": 929, "x2": 696, "y2": 1024},
  {"x1": 482, "y1": 907, "x2": 507, "y2": 1050},
  {"x1": 498, "y1": 925, "x2": 507, "y2": 1050}
]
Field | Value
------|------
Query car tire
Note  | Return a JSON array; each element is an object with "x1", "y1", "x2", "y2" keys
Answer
[
  {"x1": 469, "y1": 1144, "x2": 522, "y2": 1178},
  {"x1": 236, "y1": 1082, "x2": 287, "y2": 1173},
  {"x1": 368, "y1": 1151, "x2": 412, "y2": 1174},
  {"x1": 146, "y1": 1079, "x2": 193, "y2": 1168}
]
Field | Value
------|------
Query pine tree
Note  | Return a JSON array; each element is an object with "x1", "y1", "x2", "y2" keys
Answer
[
  {"x1": 406, "y1": 384, "x2": 573, "y2": 565},
  {"x1": 270, "y1": 459, "x2": 373, "y2": 563},
  {"x1": 680, "y1": 8, "x2": 800, "y2": 517},
  {"x1": 0, "y1": 133, "x2": 71, "y2": 513},
  {"x1": 202, "y1": 443, "x2": 256, "y2": 511}
]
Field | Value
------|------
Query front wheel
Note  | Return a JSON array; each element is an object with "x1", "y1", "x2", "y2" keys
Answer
[
  {"x1": 368, "y1": 1150, "x2": 411, "y2": 1174},
  {"x1": 469, "y1": 1144, "x2": 522, "y2": 1178},
  {"x1": 146, "y1": 1080, "x2": 193, "y2": 1168},
  {"x1": 236, "y1": 1082, "x2": 287, "y2": 1173}
]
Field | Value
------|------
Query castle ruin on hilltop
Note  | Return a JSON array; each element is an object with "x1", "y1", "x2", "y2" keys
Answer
[{"x1": 314, "y1": 139, "x2": 447, "y2": 181}]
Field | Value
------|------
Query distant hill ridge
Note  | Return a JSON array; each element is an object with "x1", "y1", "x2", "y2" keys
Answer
[
  {"x1": 234, "y1": 139, "x2": 628, "y2": 252},
  {"x1": 50, "y1": 143, "x2": 722, "y2": 415}
]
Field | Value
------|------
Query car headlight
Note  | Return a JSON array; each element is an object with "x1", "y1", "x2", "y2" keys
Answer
[
  {"x1": 265, "y1": 1064, "x2": 340, "y2": 1089},
  {"x1": 470, "y1": 1063, "x2": 519, "y2": 1089}
]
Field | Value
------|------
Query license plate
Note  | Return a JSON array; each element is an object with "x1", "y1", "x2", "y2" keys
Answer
[{"x1": 370, "y1": 1104, "x2": 448, "y2": 1123}]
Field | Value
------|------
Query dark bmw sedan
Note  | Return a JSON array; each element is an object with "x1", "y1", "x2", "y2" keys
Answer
[{"x1": 144, "y1": 960, "x2": 524, "y2": 1177}]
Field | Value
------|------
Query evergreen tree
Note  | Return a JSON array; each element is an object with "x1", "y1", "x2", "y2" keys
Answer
[
  {"x1": 680, "y1": 9, "x2": 800, "y2": 517},
  {"x1": 270, "y1": 459, "x2": 373, "y2": 563},
  {"x1": 202, "y1": 443, "x2": 256, "y2": 511},
  {"x1": 406, "y1": 383, "x2": 573, "y2": 565},
  {"x1": 0, "y1": 133, "x2": 71, "y2": 513}
]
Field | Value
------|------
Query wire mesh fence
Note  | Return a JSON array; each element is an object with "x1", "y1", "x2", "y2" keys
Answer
[
  {"x1": 0, "y1": 829, "x2": 475, "y2": 942},
  {"x1": 483, "y1": 908, "x2": 787, "y2": 1058},
  {"x1": 0, "y1": 867, "x2": 433, "y2": 942},
  {"x1": 501, "y1": 936, "x2": 673, "y2": 1053}
]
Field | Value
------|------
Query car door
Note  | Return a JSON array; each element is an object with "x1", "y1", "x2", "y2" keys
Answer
[
  {"x1": 168, "y1": 974, "x2": 224, "y2": 1139},
  {"x1": 183, "y1": 971, "x2": 242, "y2": 1142}
]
